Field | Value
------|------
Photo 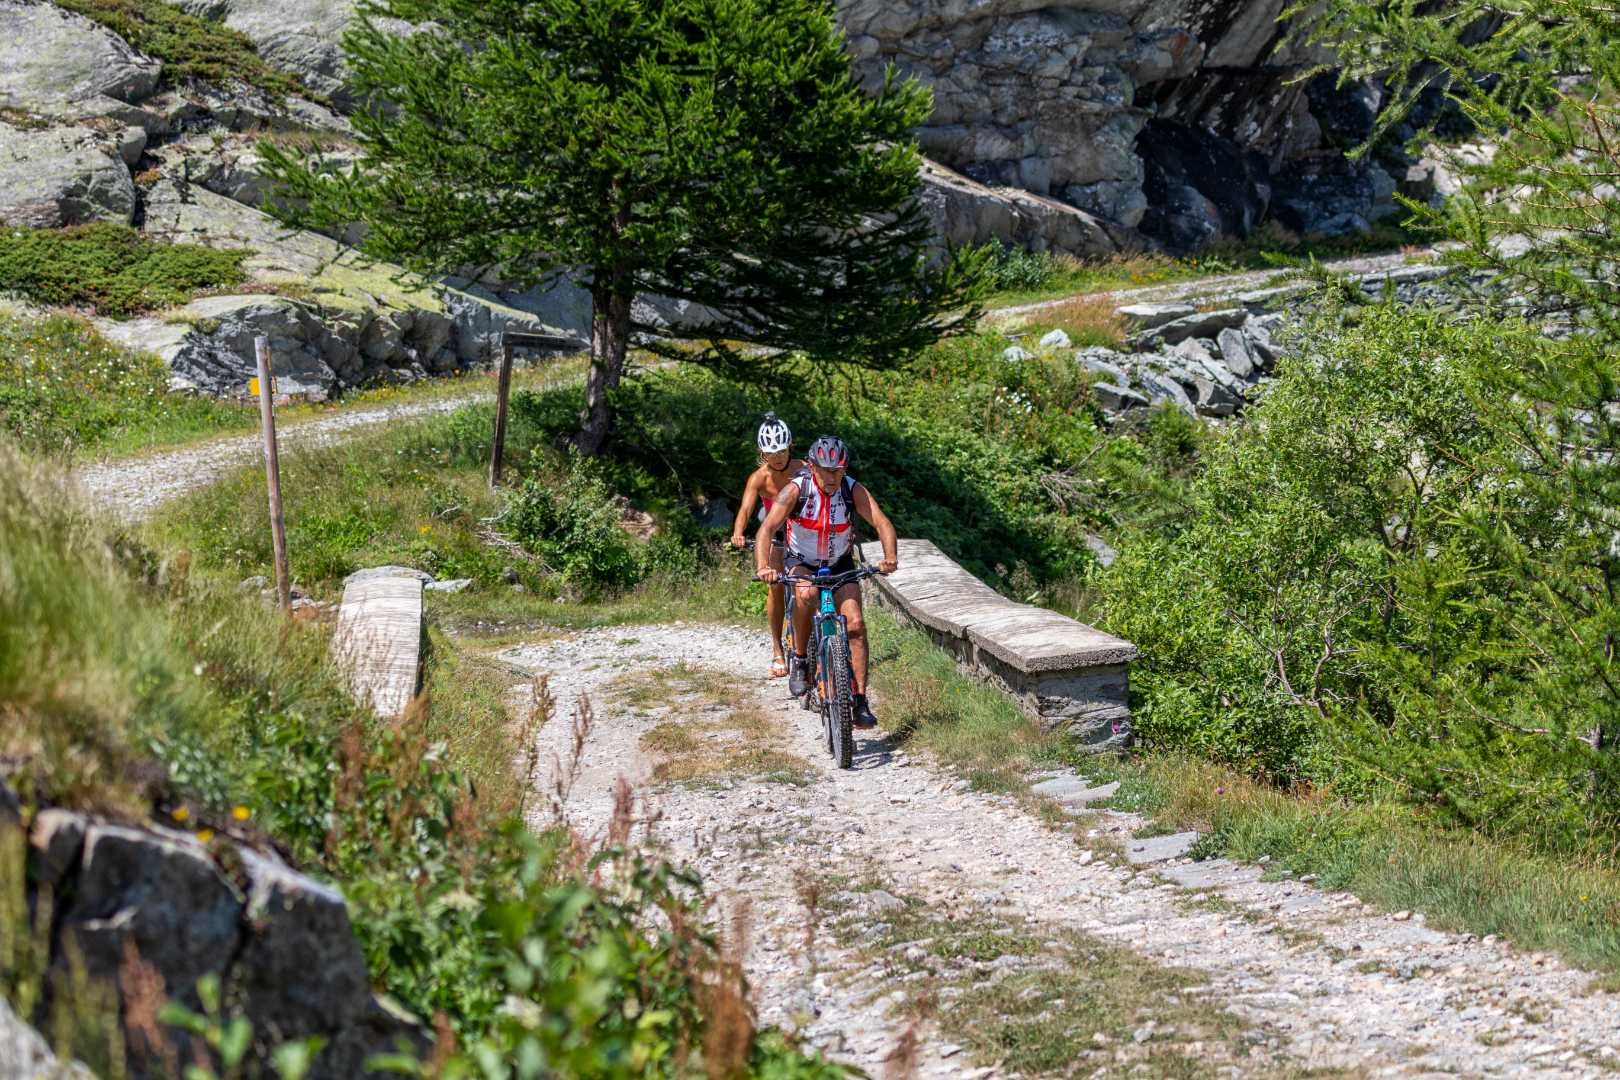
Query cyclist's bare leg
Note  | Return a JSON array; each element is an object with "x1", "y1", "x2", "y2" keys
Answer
[
  {"x1": 836, "y1": 584, "x2": 869, "y2": 695},
  {"x1": 766, "y1": 542, "x2": 788, "y2": 671}
]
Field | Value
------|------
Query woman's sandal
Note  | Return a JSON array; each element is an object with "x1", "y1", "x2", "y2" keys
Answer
[{"x1": 770, "y1": 656, "x2": 789, "y2": 678}]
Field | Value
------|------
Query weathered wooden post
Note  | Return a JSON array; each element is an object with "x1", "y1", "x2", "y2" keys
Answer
[
  {"x1": 254, "y1": 335, "x2": 292, "y2": 614},
  {"x1": 489, "y1": 331, "x2": 580, "y2": 488},
  {"x1": 489, "y1": 337, "x2": 515, "y2": 488}
]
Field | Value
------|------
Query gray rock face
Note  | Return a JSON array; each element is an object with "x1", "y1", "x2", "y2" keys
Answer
[
  {"x1": 1217, "y1": 327, "x2": 1256, "y2": 378},
  {"x1": 1132, "y1": 307, "x2": 1248, "y2": 348},
  {"x1": 61, "y1": 824, "x2": 246, "y2": 1007},
  {"x1": 0, "y1": 1, "x2": 160, "y2": 109},
  {"x1": 9, "y1": 798, "x2": 427, "y2": 1080},
  {"x1": 1117, "y1": 302, "x2": 1195, "y2": 331},
  {"x1": 1, "y1": 997, "x2": 93, "y2": 1080},
  {"x1": 167, "y1": 295, "x2": 353, "y2": 400},
  {"x1": 919, "y1": 157, "x2": 1120, "y2": 257},
  {"x1": 234, "y1": 848, "x2": 375, "y2": 1044},
  {"x1": 173, "y1": 0, "x2": 357, "y2": 108},
  {"x1": 126, "y1": 178, "x2": 582, "y2": 395},
  {"x1": 0, "y1": 122, "x2": 137, "y2": 227}
]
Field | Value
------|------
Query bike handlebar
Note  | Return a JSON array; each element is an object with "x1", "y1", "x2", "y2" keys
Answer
[{"x1": 752, "y1": 565, "x2": 886, "y2": 587}]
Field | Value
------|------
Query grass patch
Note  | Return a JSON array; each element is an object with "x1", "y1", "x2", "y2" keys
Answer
[
  {"x1": 149, "y1": 390, "x2": 756, "y2": 615},
  {"x1": 1012, "y1": 293, "x2": 1128, "y2": 350},
  {"x1": 823, "y1": 880, "x2": 1311, "y2": 1078},
  {"x1": 0, "y1": 224, "x2": 248, "y2": 317},
  {"x1": 0, "y1": 438, "x2": 843, "y2": 1077},
  {"x1": 869, "y1": 612, "x2": 1064, "y2": 783},
  {"x1": 616, "y1": 665, "x2": 813, "y2": 787},
  {"x1": 0, "y1": 312, "x2": 248, "y2": 458},
  {"x1": 1109, "y1": 755, "x2": 1620, "y2": 975},
  {"x1": 55, "y1": 0, "x2": 309, "y2": 100}
]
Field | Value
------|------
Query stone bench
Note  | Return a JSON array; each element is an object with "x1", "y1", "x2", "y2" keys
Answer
[{"x1": 858, "y1": 539, "x2": 1137, "y2": 751}]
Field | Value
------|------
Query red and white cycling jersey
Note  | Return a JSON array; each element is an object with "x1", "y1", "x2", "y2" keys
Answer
[{"x1": 784, "y1": 469, "x2": 858, "y2": 564}]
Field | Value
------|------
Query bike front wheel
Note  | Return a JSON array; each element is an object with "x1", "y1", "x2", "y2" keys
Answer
[{"x1": 825, "y1": 634, "x2": 855, "y2": 769}]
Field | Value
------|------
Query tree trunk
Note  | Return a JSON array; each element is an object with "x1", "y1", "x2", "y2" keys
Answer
[{"x1": 576, "y1": 284, "x2": 632, "y2": 456}]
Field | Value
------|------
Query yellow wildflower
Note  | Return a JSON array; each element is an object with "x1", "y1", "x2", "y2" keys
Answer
[
  {"x1": 232, "y1": 805, "x2": 251, "y2": 821},
  {"x1": 172, "y1": 807, "x2": 190, "y2": 823},
  {"x1": 196, "y1": 829, "x2": 215, "y2": 843}
]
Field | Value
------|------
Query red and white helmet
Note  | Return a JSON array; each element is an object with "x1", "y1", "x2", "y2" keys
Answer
[
  {"x1": 757, "y1": 412, "x2": 792, "y2": 453},
  {"x1": 807, "y1": 435, "x2": 848, "y2": 468}
]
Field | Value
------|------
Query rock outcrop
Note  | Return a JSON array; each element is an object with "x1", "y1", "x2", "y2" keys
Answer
[
  {"x1": 130, "y1": 0, "x2": 1408, "y2": 255},
  {"x1": 838, "y1": 0, "x2": 1408, "y2": 250},
  {"x1": 0, "y1": 121, "x2": 138, "y2": 227},
  {"x1": 1010, "y1": 263, "x2": 1459, "y2": 421},
  {"x1": 9, "y1": 797, "x2": 425, "y2": 1079}
]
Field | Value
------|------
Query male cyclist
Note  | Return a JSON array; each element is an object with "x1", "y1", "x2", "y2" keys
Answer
[
  {"x1": 755, "y1": 435, "x2": 899, "y2": 728},
  {"x1": 731, "y1": 413, "x2": 802, "y2": 678}
]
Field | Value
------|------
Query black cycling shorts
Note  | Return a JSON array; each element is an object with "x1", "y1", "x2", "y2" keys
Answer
[{"x1": 784, "y1": 549, "x2": 857, "y2": 578}]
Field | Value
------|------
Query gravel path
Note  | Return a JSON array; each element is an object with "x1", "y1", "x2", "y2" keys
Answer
[
  {"x1": 985, "y1": 248, "x2": 1437, "y2": 323},
  {"x1": 73, "y1": 394, "x2": 494, "y2": 521},
  {"x1": 500, "y1": 622, "x2": 1620, "y2": 1079}
]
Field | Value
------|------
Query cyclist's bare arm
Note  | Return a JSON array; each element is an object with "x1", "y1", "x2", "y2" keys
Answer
[
  {"x1": 852, "y1": 484, "x2": 898, "y2": 573},
  {"x1": 731, "y1": 468, "x2": 764, "y2": 548},
  {"x1": 754, "y1": 480, "x2": 800, "y2": 580}
]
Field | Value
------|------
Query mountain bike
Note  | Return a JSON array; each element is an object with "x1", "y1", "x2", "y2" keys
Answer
[{"x1": 788, "y1": 563, "x2": 880, "y2": 770}]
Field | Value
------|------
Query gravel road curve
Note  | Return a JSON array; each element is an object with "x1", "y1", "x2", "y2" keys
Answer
[{"x1": 500, "y1": 622, "x2": 1620, "y2": 1080}]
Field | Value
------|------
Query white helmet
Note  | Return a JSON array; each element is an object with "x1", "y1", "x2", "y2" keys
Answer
[{"x1": 757, "y1": 412, "x2": 792, "y2": 453}]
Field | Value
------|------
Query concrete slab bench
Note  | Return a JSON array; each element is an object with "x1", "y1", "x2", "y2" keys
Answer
[
  {"x1": 859, "y1": 539, "x2": 1137, "y2": 751},
  {"x1": 331, "y1": 567, "x2": 425, "y2": 721}
]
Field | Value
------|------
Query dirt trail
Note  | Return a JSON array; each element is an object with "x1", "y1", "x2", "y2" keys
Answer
[
  {"x1": 985, "y1": 248, "x2": 1434, "y2": 323},
  {"x1": 499, "y1": 622, "x2": 1619, "y2": 1080},
  {"x1": 73, "y1": 394, "x2": 494, "y2": 520}
]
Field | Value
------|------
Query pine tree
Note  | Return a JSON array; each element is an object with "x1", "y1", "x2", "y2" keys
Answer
[{"x1": 260, "y1": 0, "x2": 986, "y2": 452}]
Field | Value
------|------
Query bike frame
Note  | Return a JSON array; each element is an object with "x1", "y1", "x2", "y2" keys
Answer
[{"x1": 811, "y1": 566, "x2": 846, "y2": 704}]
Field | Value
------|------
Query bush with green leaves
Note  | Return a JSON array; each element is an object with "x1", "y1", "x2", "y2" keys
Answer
[
  {"x1": 499, "y1": 454, "x2": 646, "y2": 591},
  {"x1": 1097, "y1": 299, "x2": 1620, "y2": 855},
  {"x1": 0, "y1": 223, "x2": 248, "y2": 317},
  {"x1": 0, "y1": 313, "x2": 247, "y2": 458}
]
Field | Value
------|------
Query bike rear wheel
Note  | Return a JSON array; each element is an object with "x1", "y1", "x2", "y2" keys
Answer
[{"x1": 826, "y1": 634, "x2": 854, "y2": 769}]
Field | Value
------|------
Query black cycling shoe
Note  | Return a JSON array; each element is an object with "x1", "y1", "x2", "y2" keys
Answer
[
  {"x1": 788, "y1": 655, "x2": 809, "y2": 698},
  {"x1": 852, "y1": 695, "x2": 878, "y2": 729}
]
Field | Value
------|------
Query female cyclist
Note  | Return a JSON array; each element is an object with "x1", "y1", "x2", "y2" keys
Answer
[{"x1": 731, "y1": 413, "x2": 802, "y2": 678}]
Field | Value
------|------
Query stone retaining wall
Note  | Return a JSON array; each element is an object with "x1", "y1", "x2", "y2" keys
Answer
[{"x1": 859, "y1": 539, "x2": 1137, "y2": 751}]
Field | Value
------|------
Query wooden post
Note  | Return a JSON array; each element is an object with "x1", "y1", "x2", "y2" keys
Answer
[
  {"x1": 255, "y1": 335, "x2": 292, "y2": 615},
  {"x1": 489, "y1": 337, "x2": 515, "y2": 488}
]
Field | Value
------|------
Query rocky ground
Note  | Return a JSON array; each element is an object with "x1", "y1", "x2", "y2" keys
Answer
[{"x1": 497, "y1": 622, "x2": 1620, "y2": 1079}]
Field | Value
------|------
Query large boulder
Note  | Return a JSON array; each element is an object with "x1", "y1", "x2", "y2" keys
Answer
[
  {"x1": 119, "y1": 179, "x2": 580, "y2": 393},
  {"x1": 0, "y1": 1, "x2": 161, "y2": 109},
  {"x1": 0, "y1": 120, "x2": 137, "y2": 227},
  {"x1": 919, "y1": 157, "x2": 1123, "y2": 257},
  {"x1": 59, "y1": 824, "x2": 245, "y2": 1010},
  {"x1": 23, "y1": 810, "x2": 425, "y2": 1080}
]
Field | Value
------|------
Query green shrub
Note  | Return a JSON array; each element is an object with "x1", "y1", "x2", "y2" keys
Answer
[
  {"x1": 0, "y1": 313, "x2": 247, "y2": 457},
  {"x1": 0, "y1": 224, "x2": 248, "y2": 317},
  {"x1": 1096, "y1": 302, "x2": 1620, "y2": 855},
  {"x1": 55, "y1": 0, "x2": 308, "y2": 100},
  {"x1": 500, "y1": 454, "x2": 645, "y2": 591}
]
